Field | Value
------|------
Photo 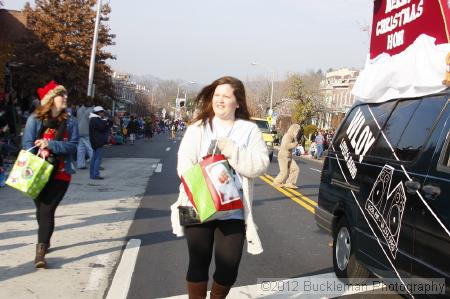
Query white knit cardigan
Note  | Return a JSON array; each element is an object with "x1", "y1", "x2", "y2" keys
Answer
[{"x1": 170, "y1": 119, "x2": 269, "y2": 255}]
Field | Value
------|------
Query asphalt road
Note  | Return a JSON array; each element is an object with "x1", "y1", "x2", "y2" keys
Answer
[{"x1": 103, "y1": 132, "x2": 401, "y2": 299}]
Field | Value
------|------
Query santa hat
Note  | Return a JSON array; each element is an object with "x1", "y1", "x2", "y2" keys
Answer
[{"x1": 37, "y1": 81, "x2": 67, "y2": 106}]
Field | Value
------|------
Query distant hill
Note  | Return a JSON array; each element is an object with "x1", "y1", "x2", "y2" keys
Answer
[
  {"x1": 130, "y1": 74, "x2": 162, "y2": 86},
  {"x1": 130, "y1": 74, "x2": 201, "y2": 92}
]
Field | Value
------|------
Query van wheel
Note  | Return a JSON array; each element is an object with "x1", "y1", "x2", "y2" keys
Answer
[
  {"x1": 269, "y1": 152, "x2": 273, "y2": 162},
  {"x1": 333, "y1": 217, "x2": 370, "y2": 284}
]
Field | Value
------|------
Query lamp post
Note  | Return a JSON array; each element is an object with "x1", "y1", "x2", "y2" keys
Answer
[
  {"x1": 176, "y1": 81, "x2": 195, "y2": 119},
  {"x1": 176, "y1": 81, "x2": 196, "y2": 100},
  {"x1": 87, "y1": 0, "x2": 102, "y2": 97},
  {"x1": 251, "y1": 62, "x2": 274, "y2": 116}
]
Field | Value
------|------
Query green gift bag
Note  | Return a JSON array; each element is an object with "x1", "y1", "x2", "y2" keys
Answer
[
  {"x1": 181, "y1": 163, "x2": 217, "y2": 222},
  {"x1": 6, "y1": 148, "x2": 54, "y2": 199}
]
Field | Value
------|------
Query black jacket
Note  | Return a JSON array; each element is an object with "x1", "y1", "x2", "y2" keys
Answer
[
  {"x1": 127, "y1": 119, "x2": 139, "y2": 134},
  {"x1": 89, "y1": 115, "x2": 111, "y2": 149}
]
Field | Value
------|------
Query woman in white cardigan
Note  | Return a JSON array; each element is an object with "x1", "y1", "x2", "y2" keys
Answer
[{"x1": 171, "y1": 76, "x2": 269, "y2": 299}]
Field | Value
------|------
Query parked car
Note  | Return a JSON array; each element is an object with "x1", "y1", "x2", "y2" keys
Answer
[
  {"x1": 251, "y1": 117, "x2": 276, "y2": 162},
  {"x1": 315, "y1": 90, "x2": 450, "y2": 296}
]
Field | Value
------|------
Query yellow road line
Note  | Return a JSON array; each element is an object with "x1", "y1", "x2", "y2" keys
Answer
[
  {"x1": 264, "y1": 174, "x2": 318, "y2": 207},
  {"x1": 259, "y1": 175, "x2": 316, "y2": 214}
]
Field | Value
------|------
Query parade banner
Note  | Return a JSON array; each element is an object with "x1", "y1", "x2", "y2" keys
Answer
[{"x1": 370, "y1": 0, "x2": 450, "y2": 59}]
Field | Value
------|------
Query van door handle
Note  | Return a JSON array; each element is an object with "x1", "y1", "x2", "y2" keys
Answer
[
  {"x1": 422, "y1": 185, "x2": 441, "y2": 200},
  {"x1": 405, "y1": 180, "x2": 421, "y2": 194}
]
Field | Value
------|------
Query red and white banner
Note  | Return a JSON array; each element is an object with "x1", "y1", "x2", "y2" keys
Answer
[
  {"x1": 353, "y1": 0, "x2": 450, "y2": 103},
  {"x1": 370, "y1": 0, "x2": 450, "y2": 59}
]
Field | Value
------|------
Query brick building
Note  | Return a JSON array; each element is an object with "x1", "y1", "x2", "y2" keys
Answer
[{"x1": 317, "y1": 68, "x2": 359, "y2": 129}]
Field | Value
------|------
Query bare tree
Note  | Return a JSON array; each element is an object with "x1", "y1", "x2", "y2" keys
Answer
[{"x1": 246, "y1": 76, "x2": 272, "y2": 117}]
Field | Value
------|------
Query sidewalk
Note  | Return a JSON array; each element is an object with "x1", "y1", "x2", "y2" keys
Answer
[{"x1": 0, "y1": 156, "x2": 158, "y2": 298}]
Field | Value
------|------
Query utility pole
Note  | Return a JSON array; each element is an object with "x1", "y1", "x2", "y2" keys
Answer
[{"x1": 87, "y1": 0, "x2": 102, "y2": 97}]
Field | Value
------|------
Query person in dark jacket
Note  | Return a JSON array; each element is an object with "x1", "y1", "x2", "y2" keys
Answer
[
  {"x1": 22, "y1": 80, "x2": 79, "y2": 268},
  {"x1": 126, "y1": 115, "x2": 139, "y2": 144},
  {"x1": 89, "y1": 106, "x2": 111, "y2": 180}
]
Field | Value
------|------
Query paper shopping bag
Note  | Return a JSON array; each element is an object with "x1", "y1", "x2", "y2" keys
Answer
[
  {"x1": 6, "y1": 149, "x2": 54, "y2": 199},
  {"x1": 181, "y1": 154, "x2": 243, "y2": 222}
]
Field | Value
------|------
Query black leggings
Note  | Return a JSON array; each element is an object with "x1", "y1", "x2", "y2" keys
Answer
[
  {"x1": 34, "y1": 179, "x2": 69, "y2": 244},
  {"x1": 185, "y1": 219, "x2": 245, "y2": 286}
]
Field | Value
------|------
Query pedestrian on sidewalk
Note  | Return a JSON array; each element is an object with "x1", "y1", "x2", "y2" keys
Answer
[
  {"x1": 76, "y1": 101, "x2": 94, "y2": 169},
  {"x1": 22, "y1": 81, "x2": 79, "y2": 268},
  {"x1": 315, "y1": 129, "x2": 325, "y2": 159},
  {"x1": 273, "y1": 124, "x2": 301, "y2": 189},
  {"x1": 309, "y1": 141, "x2": 317, "y2": 158},
  {"x1": 144, "y1": 116, "x2": 153, "y2": 140},
  {"x1": 126, "y1": 115, "x2": 139, "y2": 144},
  {"x1": 170, "y1": 122, "x2": 177, "y2": 139},
  {"x1": 89, "y1": 106, "x2": 111, "y2": 180},
  {"x1": 171, "y1": 76, "x2": 269, "y2": 299}
]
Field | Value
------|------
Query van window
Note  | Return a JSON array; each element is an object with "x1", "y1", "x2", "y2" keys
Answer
[
  {"x1": 370, "y1": 99, "x2": 421, "y2": 159},
  {"x1": 395, "y1": 96, "x2": 447, "y2": 161},
  {"x1": 331, "y1": 101, "x2": 395, "y2": 152},
  {"x1": 439, "y1": 130, "x2": 450, "y2": 169},
  {"x1": 367, "y1": 100, "x2": 396, "y2": 128}
]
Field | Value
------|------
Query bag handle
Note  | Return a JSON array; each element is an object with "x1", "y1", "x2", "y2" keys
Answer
[
  {"x1": 25, "y1": 145, "x2": 47, "y2": 159},
  {"x1": 26, "y1": 145, "x2": 38, "y2": 152},
  {"x1": 211, "y1": 139, "x2": 219, "y2": 157},
  {"x1": 211, "y1": 120, "x2": 234, "y2": 158}
]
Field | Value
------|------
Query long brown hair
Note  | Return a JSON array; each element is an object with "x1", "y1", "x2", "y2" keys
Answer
[
  {"x1": 192, "y1": 76, "x2": 251, "y2": 125},
  {"x1": 34, "y1": 97, "x2": 68, "y2": 122}
]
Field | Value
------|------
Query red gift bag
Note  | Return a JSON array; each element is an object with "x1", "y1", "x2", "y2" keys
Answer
[
  {"x1": 181, "y1": 153, "x2": 243, "y2": 223},
  {"x1": 200, "y1": 154, "x2": 243, "y2": 211}
]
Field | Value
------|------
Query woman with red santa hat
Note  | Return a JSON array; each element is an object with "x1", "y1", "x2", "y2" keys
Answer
[{"x1": 22, "y1": 81, "x2": 79, "y2": 268}]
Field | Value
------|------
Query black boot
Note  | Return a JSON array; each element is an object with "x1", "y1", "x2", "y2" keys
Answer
[{"x1": 34, "y1": 243, "x2": 48, "y2": 268}]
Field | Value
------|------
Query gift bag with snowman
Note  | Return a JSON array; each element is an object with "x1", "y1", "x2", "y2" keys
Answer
[{"x1": 6, "y1": 149, "x2": 54, "y2": 199}]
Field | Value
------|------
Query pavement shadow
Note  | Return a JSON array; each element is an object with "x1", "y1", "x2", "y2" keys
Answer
[
  {"x1": 0, "y1": 207, "x2": 169, "y2": 241},
  {"x1": 302, "y1": 193, "x2": 319, "y2": 198},
  {"x1": 291, "y1": 267, "x2": 334, "y2": 277},
  {"x1": 0, "y1": 229, "x2": 177, "y2": 283},
  {"x1": 0, "y1": 211, "x2": 35, "y2": 222},
  {"x1": 298, "y1": 184, "x2": 320, "y2": 189},
  {"x1": 253, "y1": 196, "x2": 288, "y2": 206},
  {"x1": 127, "y1": 230, "x2": 178, "y2": 247},
  {"x1": 0, "y1": 242, "x2": 30, "y2": 252}
]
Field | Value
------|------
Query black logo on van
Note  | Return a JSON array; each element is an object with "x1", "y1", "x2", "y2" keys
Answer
[{"x1": 365, "y1": 165, "x2": 407, "y2": 259}]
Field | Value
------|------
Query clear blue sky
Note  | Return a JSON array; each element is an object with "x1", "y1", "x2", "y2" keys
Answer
[{"x1": 6, "y1": 0, "x2": 373, "y2": 84}]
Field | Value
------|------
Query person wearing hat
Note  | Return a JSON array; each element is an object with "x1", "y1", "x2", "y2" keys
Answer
[
  {"x1": 22, "y1": 80, "x2": 79, "y2": 268},
  {"x1": 89, "y1": 106, "x2": 111, "y2": 179}
]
